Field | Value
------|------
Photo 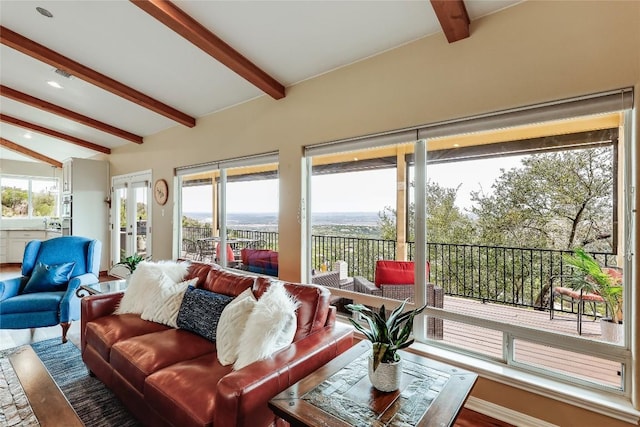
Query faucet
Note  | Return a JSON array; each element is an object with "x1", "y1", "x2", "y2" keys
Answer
[{"x1": 43, "y1": 217, "x2": 48, "y2": 229}]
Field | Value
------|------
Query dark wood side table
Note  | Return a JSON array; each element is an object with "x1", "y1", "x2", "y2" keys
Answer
[{"x1": 269, "y1": 341, "x2": 477, "y2": 427}]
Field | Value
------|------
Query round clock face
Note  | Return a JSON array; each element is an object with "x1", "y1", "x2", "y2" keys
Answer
[{"x1": 154, "y1": 179, "x2": 169, "y2": 206}]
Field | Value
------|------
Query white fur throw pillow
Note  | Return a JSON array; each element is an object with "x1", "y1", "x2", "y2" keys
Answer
[
  {"x1": 115, "y1": 260, "x2": 190, "y2": 315},
  {"x1": 234, "y1": 283, "x2": 299, "y2": 370},
  {"x1": 141, "y1": 274, "x2": 197, "y2": 327},
  {"x1": 216, "y1": 288, "x2": 258, "y2": 366}
]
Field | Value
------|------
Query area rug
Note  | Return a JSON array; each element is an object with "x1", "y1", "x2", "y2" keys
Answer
[{"x1": 5, "y1": 339, "x2": 140, "y2": 427}]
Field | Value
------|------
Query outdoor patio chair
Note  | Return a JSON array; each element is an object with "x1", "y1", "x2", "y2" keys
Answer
[
  {"x1": 196, "y1": 239, "x2": 215, "y2": 262},
  {"x1": 353, "y1": 260, "x2": 443, "y2": 339},
  {"x1": 549, "y1": 267, "x2": 622, "y2": 335},
  {"x1": 181, "y1": 238, "x2": 199, "y2": 260}
]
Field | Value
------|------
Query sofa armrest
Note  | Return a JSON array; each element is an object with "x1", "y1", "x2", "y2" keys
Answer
[
  {"x1": 0, "y1": 276, "x2": 24, "y2": 301},
  {"x1": 81, "y1": 292, "x2": 124, "y2": 351},
  {"x1": 353, "y1": 276, "x2": 382, "y2": 296},
  {"x1": 214, "y1": 323, "x2": 353, "y2": 427}
]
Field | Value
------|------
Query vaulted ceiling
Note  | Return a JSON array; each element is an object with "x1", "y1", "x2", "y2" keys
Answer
[{"x1": 0, "y1": 0, "x2": 521, "y2": 167}]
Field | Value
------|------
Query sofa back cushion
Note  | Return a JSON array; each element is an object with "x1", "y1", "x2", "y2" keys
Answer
[
  {"x1": 254, "y1": 277, "x2": 331, "y2": 342},
  {"x1": 186, "y1": 262, "x2": 255, "y2": 297}
]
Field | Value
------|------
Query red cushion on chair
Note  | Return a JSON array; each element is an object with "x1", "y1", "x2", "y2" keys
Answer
[
  {"x1": 215, "y1": 242, "x2": 234, "y2": 261},
  {"x1": 374, "y1": 260, "x2": 430, "y2": 287}
]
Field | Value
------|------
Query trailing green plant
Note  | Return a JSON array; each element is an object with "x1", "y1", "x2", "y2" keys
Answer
[
  {"x1": 562, "y1": 248, "x2": 623, "y2": 324},
  {"x1": 115, "y1": 254, "x2": 146, "y2": 273},
  {"x1": 346, "y1": 299, "x2": 426, "y2": 372}
]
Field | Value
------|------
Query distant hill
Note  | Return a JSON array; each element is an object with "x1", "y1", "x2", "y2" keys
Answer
[{"x1": 184, "y1": 211, "x2": 380, "y2": 226}]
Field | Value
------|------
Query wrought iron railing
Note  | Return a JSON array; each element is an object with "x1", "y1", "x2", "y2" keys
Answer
[{"x1": 182, "y1": 227, "x2": 618, "y2": 315}]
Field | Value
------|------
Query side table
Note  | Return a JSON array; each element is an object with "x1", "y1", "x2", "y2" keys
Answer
[
  {"x1": 75, "y1": 278, "x2": 127, "y2": 298},
  {"x1": 269, "y1": 341, "x2": 477, "y2": 427}
]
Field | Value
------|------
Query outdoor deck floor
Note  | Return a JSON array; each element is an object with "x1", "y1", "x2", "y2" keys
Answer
[{"x1": 435, "y1": 295, "x2": 621, "y2": 388}]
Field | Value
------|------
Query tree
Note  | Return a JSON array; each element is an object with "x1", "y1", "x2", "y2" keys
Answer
[
  {"x1": 1, "y1": 186, "x2": 28, "y2": 217},
  {"x1": 378, "y1": 180, "x2": 475, "y2": 244},
  {"x1": 470, "y1": 147, "x2": 613, "y2": 251}
]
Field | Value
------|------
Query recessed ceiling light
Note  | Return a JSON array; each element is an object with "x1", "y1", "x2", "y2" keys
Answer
[
  {"x1": 36, "y1": 7, "x2": 53, "y2": 18},
  {"x1": 24, "y1": 133, "x2": 32, "y2": 139},
  {"x1": 47, "y1": 80, "x2": 63, "y2": 89},
  {"x1": 453, "y1": 143, "x2": 460, "y2": 148}
]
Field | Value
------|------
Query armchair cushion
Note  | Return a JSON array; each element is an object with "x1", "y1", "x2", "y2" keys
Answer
[
  {"x1": 374, "y1": 260, "x2": 429, "y2": 287},
  {"x1": 22, "y1": 261, "x2": 75, "y2": 294}
]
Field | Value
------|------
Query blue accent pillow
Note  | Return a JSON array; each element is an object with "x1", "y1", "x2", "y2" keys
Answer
[
  {"x1": 22, "y1": 261, "x2": 76, "y2": 294},
  {"x1": 176, "y1": 286, "x2": 233, "y2": 342}
]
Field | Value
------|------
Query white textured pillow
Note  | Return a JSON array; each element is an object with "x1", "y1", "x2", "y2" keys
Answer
[
  {"x1": 115, "y1": 261, "x2": 190, "y2": 315},
  {"x1": 216, "y1": 288, "x2": 258, "y2": 366},
  {"x1": 234, "y1": 283, "x2": 299, "y2": 370},
  {"x1": 115, "y1": 263, "x2": 162, "y2": 314},
  {"x1": 141, "y1": 274, "x2": 197, "y2": 327}
]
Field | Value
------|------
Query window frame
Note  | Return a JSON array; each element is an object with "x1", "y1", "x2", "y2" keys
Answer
[
  {"x1": 303, "y1": 89, "x2": 635, "y2": 398},
  {"x1": 1, "y1": 174, "x2": 60, "y2": 219}
]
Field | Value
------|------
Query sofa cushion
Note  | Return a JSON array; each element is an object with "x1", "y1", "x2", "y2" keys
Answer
[
  {"x1": 145, "y1": 353, "x2": 231, "y2": 427},
  {"x1": 176, "y1": 287, "x2": 233, "y2": 342},
  {"x1": 234, "y1": 283, "x2": 298, "y2": 370},
  {"x1": 84, "y1": 314, "x2": 170, "y2": 361},
  {"x1": 201, "y1": 268, "x2": 256, "y2": 296},
  {"x1": 140, "y1": 275, "x2": 198, "y2": 327},
  {"x1": 110, "y1": 329, "x2": 215, "y2": 393},
  {"x1": 22, "y1": 261, "x2": 75, "y2": 293},
  {"x1": 374, "y1": 260, "x2": 430, "y2": 287},
  {"x1": 216, "y1": 288, "x2": 258, "y2": 366}
]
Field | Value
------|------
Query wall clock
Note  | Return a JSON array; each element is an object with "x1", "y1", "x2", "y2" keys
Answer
[{"x1": 154, "y1": 179, "x2": 169, "y2": 206}]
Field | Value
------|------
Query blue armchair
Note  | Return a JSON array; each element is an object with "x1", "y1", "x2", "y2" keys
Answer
[{"x1": 0, "y1": 236, "x2": 102, "y2": 343}]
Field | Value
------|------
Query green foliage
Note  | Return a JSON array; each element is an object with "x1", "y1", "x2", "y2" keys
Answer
[
  {"x1": 378, "y1": 181, "x2": 475, "y2": 244},
  {"x1": 346, "y1": 299, "x2": 426, "y2": 371},
  {"x1": 32, "y1": 192, "x2": 56, "y2": 217},
  {"x1": 471, "y1": 148, "x2": 613, "y2": 251},
  {"x1": 1, "y1": 186, "x2": 28, "y2": 217},
  {"x1": 563, "y1": 248, "x2": 623, "y2": 323},
  {"x1": 182, "y1": 215, "x2": 210, "y2": 228},
  {"x1": 116, "y1": 254, "x2": 146, "y2": 272}
]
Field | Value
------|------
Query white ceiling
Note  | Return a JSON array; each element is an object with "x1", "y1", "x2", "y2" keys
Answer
[{"x1": 0, "y1": 0, "x2": 521, "y2": 165}]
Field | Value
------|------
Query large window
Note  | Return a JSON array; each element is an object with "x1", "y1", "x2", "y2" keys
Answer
[
  {"x1": 304, "y1": 89, "x2": 634, "y2": 397},
  {"x1": 177, "y1": 153, "x2": 279, "y2": 274},
  {"x1": 1, "y1": 175, "x2": 59, "y2": 219}
]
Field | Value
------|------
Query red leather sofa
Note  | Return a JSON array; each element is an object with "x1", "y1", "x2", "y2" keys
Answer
[{"x1": 81, "y1": 262, "x2": 353, "y2": 427}]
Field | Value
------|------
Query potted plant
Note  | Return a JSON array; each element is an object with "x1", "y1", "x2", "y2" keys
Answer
[
  {"x1": 109, "y1": 254, "x2": 147, "y2": 279},
  {"x1": 563, "y1": 248, "x2": 623, "y2": 342},
  {"x1": 346, "y1": 299, "x2": 426, "y2": 392}
]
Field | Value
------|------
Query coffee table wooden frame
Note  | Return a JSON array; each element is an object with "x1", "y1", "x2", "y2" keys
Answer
[{"x1": 269, "y1": 341, "x2": 477, "y2": 427}]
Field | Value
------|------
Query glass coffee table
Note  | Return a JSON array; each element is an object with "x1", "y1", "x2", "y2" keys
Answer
[{"x1": 75, "y1": 279, "x2": 128, "y2": 297}]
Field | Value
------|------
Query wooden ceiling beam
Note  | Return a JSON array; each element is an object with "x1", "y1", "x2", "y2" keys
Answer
[
  {"x1": 0, "y1": 85, "x2": 144, "y2": 144},
  {"x1": 0, "y1": 137, "x2": 63, "y2": 168},
  {"x1": 0, "y1": 113, "x2": 111, "y2": 154},
  {"x1": 0, "y1": 25, "x2": 196, "y2": 127},
  {"x1": 430, "y1": 0, "x2": 470, "y2": 43},
  {"x1": 131, "y1": 0, "x2": 286, "y2": 100}
]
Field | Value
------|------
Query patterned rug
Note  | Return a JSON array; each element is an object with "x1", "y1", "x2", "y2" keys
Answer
[
  {"x1": 1, "y1": 339, "x2": 140, "y2": 427},
  {"x1": 0, "y1": 348, "x2": 39, "y2": 427}
]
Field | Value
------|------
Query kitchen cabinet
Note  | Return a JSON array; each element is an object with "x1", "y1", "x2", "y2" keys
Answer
[{"x1": 5, "y1": 230, "x2": 48, "y2": 263}]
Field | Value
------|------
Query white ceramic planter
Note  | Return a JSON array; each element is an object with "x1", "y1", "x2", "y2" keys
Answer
[
  {"x1": 600, "y1": 319, "x2": 623, "y2": 344},
  {"x1": 368, "y1": 355, "x2": 402, "y2": 392}
]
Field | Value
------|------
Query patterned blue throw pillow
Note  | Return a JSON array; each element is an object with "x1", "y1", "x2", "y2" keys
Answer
[
  {"x1": 176, "y1": 286, "x2": 233, "y2": 342},
  {"x1": 22, "y1": 261, "x2": 76, "y2": 294}
]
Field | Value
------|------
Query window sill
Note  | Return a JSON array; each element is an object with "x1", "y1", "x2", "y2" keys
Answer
[
  {"x1": 337, "y1": 318, "x2": 639, "y2": 424},
  {"x1": 411, "y1": 341, "x2": 639, "y2": 424}
]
